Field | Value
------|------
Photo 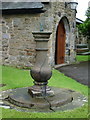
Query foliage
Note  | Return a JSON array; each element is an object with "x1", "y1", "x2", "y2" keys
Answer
[
  {"x1": 77, "y1": 7, "x2": 90, "y2": 39},
  {"x1": 86, "y1": 7, "x2": 90, "y2": 19},
  {"x1": 0, "y1": 65, "x2": 89, "y2": 118}
]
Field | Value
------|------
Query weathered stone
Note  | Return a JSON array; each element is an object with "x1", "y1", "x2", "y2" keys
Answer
[
  {"x1": 1, "y1": 87, "x2": 87, "y2": 112},
  {"x1": 2, "y1": 33, "x2": 10, "y2": 39},
  {"x1": 9, "y1": 49, "x2": 19, "y2": 56}
]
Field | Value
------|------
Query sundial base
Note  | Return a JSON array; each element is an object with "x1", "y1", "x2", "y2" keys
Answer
[
  {"x1": 0, "y1": 87, "x2": 87, "y2": 112},
  {"x1": 28, "y1": 85, "x2": 54, "y2": 98}
]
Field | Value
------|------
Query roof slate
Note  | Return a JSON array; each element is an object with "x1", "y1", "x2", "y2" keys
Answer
[{"x1": 1, "y1": 2, "x2": 44, "y2": 10}]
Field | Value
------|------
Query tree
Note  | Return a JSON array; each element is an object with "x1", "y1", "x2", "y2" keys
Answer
[
  {"x1": 77, "y1": 7, "x2": 90, "y2": 40},
  {"x1": 86, "y1": 7, "x2": 90, "y2": 19}
]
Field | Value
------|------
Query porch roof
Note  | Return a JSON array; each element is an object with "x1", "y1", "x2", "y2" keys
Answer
[
  {"x1": 1, "y1": 2, "x2": 44, "y2": 10},
  {"x1": 76, "y1": 18, "x2": 83, "y2": 24}
]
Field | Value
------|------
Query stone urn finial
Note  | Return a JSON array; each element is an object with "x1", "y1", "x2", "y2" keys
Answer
[{"x1": 28, "y1": 31, "x2": 54, "y2": 97}]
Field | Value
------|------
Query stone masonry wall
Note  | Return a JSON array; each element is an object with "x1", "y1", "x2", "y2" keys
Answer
[
  {"x1": 49, "y1": 2, "x2": 76, "y2": 66},
  {"x1": 2, "y1": 13, "x2": 41, "y2": 68},
  {"x1": 1, "y1": 3, "x2": 53, "y2": 68},
  {"x1": 1, "y1": 2, "x2": 76, "y2": 68}
]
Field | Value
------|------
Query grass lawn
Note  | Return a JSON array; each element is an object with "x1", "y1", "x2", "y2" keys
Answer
[
  {"x1": 0, "y1": 65, "x2": 89, "y2": 118},
  {"x1": 76, "y1": 55, "x2": 90, "y2": 62}
]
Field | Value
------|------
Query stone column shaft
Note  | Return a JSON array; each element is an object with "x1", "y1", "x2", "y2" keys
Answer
[{"x1": 28, "y1": 31, "x2": 54, "y2": 98}]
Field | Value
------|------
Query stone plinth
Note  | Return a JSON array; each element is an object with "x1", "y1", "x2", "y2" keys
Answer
[
  {"x1": 8, "y1": 87, "x2": 73, "y2": 109},
  {"x1": 28, "y1": 31, "x2": 54, "y2": 97}
]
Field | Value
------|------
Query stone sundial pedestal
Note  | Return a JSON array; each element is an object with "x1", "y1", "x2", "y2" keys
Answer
[
  {"x1": 28, "y1": 31, "x2": 54, "y2": 98},
  {"x1": 3, "y1": 31, "x2": 87, "y2": 112}
]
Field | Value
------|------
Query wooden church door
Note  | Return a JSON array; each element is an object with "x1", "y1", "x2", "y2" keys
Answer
[{"x1": 56, "y1": 20, "x2": 66, "y2": 64}]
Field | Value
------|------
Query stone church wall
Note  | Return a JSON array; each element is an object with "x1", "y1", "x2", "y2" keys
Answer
[{"x1": 1, "y1": 2, "x2": 76, "y2": 68}]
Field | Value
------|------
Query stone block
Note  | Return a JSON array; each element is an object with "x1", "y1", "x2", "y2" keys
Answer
[
  {"x1": 2, "y1": 34, "x2": 10, "y2": 39},
  {"x1": 19, "y1": 51, "x2": 26, "y2": 56},
  {"x1": 26, "y1": 52, "x2": 33, "y2": 56},
  {"x1": 9, "y1": 49, "x2": 19, "y2": 56},
  {"x1": 13, "y1": 18, "x2": 24, "y2": 30},
  {"x1": 2, "y1": 46, "x2": 8, "y2": 51},
  {"x1": 9, "y1": 42, "x2": 21, "y2": 48}
]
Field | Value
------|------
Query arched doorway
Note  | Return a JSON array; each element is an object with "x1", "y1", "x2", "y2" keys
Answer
[
  {"x1": 55, "y1": 17, "x2": 70, "y2": 65},
  {"x1": 55, "y1": 19, "x2": 66, "y2": 64}
]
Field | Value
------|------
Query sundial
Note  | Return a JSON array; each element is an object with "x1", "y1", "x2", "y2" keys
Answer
[{"x1": 0, "y1": 31, "x2": 87, "y2": 112}]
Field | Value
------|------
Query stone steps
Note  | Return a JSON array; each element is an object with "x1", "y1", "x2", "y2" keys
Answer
[{"x1": 76, "y1": 44, "x2": 89, "y2": 55}]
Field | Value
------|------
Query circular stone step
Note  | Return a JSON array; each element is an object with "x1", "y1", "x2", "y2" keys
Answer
[
  {"x1": 8, "y1": 87, "x2": 73, "y2": 109},
  {"x1": 1, "y1": 87, "x2": 87, "y2": 112}
]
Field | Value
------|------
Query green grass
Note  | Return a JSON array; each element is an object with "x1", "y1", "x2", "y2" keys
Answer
[
  {"x1": 76, "y1": 55, "x2": 90, "y2": 62},
  {"x1": 1, "y1": 104, "x2": 88, "y2": 118},
  {"x1": 0, "y1": 65, "x2": 33, "y2": 91},
  {"x1": 0, "y1": 65, "x2": 89, "y2": 118}
]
